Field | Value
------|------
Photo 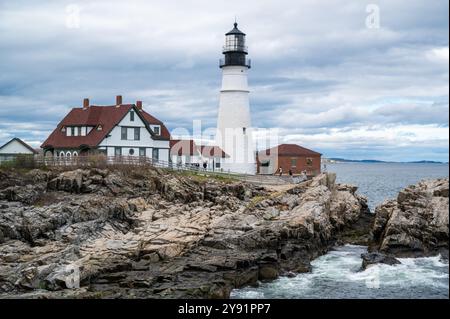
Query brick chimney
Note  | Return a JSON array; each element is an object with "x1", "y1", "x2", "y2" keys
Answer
[
  {"x1": 116, "y1": 95, "x2": 122, "y2": 106},
  {"x1": 83, "y1": 98, "x2": 89, "y2": 110},
  {"x1": 136, "y1": 100, "x2": 143, "y2": 111}
]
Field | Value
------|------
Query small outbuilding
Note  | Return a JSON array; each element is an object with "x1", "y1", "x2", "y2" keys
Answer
[
  {"x1": 257, "y1": 143, "x2": 321, "y2": 176},
  {"x1": 170, "y1": 139, "x2": 229, "y2": 171},
  {"x1": 0, "y1": 138, "x2": 38, "y2": 164}
]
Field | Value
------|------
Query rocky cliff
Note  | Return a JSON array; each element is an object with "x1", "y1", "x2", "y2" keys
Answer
[
  {"x1": 0, "y1": 167, "x2": 370, "y2": 298},
  {"x1": 370, "y1": 178, "x2": 449, "y2": 258}
]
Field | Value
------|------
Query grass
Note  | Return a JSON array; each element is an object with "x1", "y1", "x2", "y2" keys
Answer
[
  {"x1": 0, "y1": 154, "x2": 239, "y2": 182},
  {"x1": 245, "y1": 190, "x2": 286, "y2": 210},
  {"x1": 246, "y1": 195, "x2": 267, "y2": 210}
]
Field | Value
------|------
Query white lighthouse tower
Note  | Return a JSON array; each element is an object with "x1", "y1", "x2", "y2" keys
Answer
[{"x1": 215, "y1": 22, "x2": 256, "y2": 175}]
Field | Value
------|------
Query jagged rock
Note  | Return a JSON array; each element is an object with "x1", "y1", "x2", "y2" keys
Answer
[
  {"x1": 0, "y1": 185, "x2": 44, "y2": 205},
  {"x1": 48, "y1": 169, "x2": 85, "y2": 193},
  {"x1": 258, "y1": 264, "x2": 279, "y2": 280},
  {"x1": 370, "y1": 178, "x2": 449, "y2": 257},
  {"x1": 361, "y1": 252, "x2": 401, "y2": 270},
  {"x1": 0, "y1": 168, "x2": 369, "y2": 299},
  {"x1": 310, "y1": 172, "x2": 336, "y2": 189},
  {"x1": 263, "y1": 207, "x2": 280, "y2": 220}
]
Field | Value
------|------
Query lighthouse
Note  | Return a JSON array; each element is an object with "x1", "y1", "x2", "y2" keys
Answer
[{"x1": 215, "y1": 22, "x2": 256, "y2": 175}]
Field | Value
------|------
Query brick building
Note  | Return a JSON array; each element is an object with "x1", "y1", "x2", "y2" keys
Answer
[{"x1": 257, "y1": 143, "x2": 321, "y2": 176}]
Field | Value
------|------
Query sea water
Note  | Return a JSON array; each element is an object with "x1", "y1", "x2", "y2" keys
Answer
[
  {"x1": 231, "y1": 163, "x2": 449, "y2": 299},
  {"x1": 231, "y1": 245, "x2": 448, "y2": 299},
  {"x1": 327, "y1": 162, "x2": 449, "y2": 211}
]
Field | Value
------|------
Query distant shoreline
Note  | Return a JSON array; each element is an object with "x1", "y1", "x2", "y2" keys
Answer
[{"x1": 323, "y1": 158, "x2": 448, "y2": 164}]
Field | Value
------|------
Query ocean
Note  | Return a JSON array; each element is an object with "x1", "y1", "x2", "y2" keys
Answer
[
  {"x1": 231, "y1": 163, "x2": 449, "y2": 299},
  {"x1": 326, "y1": 162, "x2": 449, "y2": 211}
]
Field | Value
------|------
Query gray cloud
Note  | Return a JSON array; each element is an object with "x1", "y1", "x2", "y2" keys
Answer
[{"x1": 0, "y1": 0, "x2": 448, "y2": 160}]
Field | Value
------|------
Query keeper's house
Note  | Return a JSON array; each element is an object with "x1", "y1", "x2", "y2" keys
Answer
[
  {"x1": 41, "y1": 96, "x2": 171, "y2": 161},
  {"x1": 0, "y1": 138, "x2": 38, "y2": 164},
  {"x1": 257, "y1": 143, "x2": 322, "y2": 176}
]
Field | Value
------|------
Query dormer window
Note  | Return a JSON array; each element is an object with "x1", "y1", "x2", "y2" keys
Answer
[
  {"x1": 130, "y1": 111, "x2": 135, "y2": 122},
  {"x1": 97, "y1": 125, "x2": 103, "y2": 131},
  {"x1": 61, "y1": 126, "x2": 66, "y2": 133},
  {"x1": 70, "y1": 127, "x2": 75, "y2": 136},
  {"x1": 153, "y1": 126, "x2": 160, "y2": 135}
]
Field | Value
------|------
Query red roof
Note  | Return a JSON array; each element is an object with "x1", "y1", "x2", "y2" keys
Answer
[
  {"x1": 170, "y1": 139, "x2": 198, "y2": 156},
  {"x1": 41, "y1": 104, "x2": 170, "y2": 149},
  {"x1": 199, "y1": 145, "x2": 229, "y2": 158},
  {"x1": 260, "y1": 144, "x2": 321, "y2": 157},
  {"x1": 140, "y1": 110, "x2": 171, "y2": 140}
]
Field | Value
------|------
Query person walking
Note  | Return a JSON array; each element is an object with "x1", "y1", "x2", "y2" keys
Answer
[
  {"x1": 203, "y1": 161, "x2": 207, "y2": 171},
  {"x1": 278, "y1": 166, "x2": 283, "y2": 176}
]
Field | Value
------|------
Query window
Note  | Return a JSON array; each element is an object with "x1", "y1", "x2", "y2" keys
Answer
[
  {"x1": 306, "y1": 158, "x2": 313, "y2": 166},
  {"x1": 70, "y1": 127, "x2": 75, "y2": 136},
  {"x1": 139, "y1": 148, "x2": 146, "y2": 157},
  {"x1": 215, "y1": 162, "x2": 221, "y2": 168},
  {"x1": 134, "y1": 127, "x2": 140, "y2": 140},
  {"x1": 130, "y1": 111, "x2": 135, "y2": 122},
  {"x1": 129, "y1": 148, "x2": 135, "y2": 155},
  {"x1": 153, "y1": 126, "x2": 160, "y2": 135},
  {"x1": 291, "y1": 158, "x2": 297, "y2": 167},
  {"x1": 121, "y1": 127, "x2": 127, "y2": 140},
  {"x1": 115, "y1": 147, "x2": 122, "y2": 156},
  {"x1": 152, "y1": 148, "x2": 159, "y2": 161},
  {"x1": 97, "y1": 125, "x2": 102, "y2": 131},
  {"x1": 260, "y1": 160, "x2": 270, "y2": 167},
  {"x1": 77, "y1": 126, "x2": 81, "y2": 136},
  {"x1": 73, "y1": 151, "x2": 78, "y2": 157}
]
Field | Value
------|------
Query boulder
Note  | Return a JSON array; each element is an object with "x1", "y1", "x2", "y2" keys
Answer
[
  {"x1": 263, "y1": 207, "x2": 280, "y2": 220},
  {"x1": 47, "y1": 169, "x2": 85, "y2": 193},
  {"x1": 258, "y1": 264, "x2": 279, "y2": 280},
  {"x1": 361, "y1": 252, "x2": 401, "y2": 270},
  {"x1": 370, "y1": 178, "x2": 449, "y2": 257}
]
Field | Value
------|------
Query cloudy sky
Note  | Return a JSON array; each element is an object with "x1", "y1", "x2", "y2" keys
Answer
[{"x1": 0, "y1": 0, "x2": 448, "y2": 161}]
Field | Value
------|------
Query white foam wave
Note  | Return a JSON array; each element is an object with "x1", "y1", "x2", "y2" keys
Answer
[{"x1": 231, "y1": 245, "x2": 449, "y2": 299}]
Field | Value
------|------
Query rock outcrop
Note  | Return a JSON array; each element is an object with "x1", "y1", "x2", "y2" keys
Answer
[
  {"x1": 360, "y1": 252, "x2": 400, "y2": 270},
  {"x1": 370, "y1": 178, "x2": 449, "y2": 258},
  {"x1": 0, "y1": 167, "x2": 370, "y2": 298}
]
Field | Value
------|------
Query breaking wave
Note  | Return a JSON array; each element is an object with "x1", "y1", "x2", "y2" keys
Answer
[{"x1": 231, "y1": 245, "x2": 449, "y2": 299}]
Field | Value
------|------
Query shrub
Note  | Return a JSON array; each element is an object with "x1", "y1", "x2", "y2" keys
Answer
[{"x1": 0, "y1": 154, "x2": 43, "y2": 170}]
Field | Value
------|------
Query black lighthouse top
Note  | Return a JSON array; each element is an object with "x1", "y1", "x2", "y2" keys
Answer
[
  {"x1": 220, "y1": 22, "x2": 251, "y2": 68},
  {"x1": 225, "y1": 22, "x2": 246, "y2": 36}
]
